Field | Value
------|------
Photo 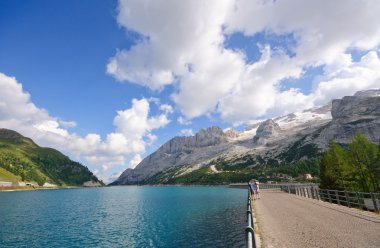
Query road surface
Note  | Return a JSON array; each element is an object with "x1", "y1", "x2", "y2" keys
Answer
[{"x1": 253, "y1": 189, "x2": 380, "y2": 248}]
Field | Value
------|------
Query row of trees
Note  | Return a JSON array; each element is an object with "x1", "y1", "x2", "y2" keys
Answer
[{"x1": 320, "y1": 133, "x2": 380, "y2": 193}]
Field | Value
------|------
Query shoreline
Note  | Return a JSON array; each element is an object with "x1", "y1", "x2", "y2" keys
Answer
[{"x1": 0, "y1": 185, "x2": 101, "y2": 192}]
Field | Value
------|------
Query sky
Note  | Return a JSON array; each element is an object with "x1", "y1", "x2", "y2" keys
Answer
[{"x1": 1, "y1": 0, "x2": 380, "y2": 183}]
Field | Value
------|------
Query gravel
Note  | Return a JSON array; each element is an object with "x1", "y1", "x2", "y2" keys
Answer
[{"x1": 254, "y1": 190, "x2": 380, "y2": 248}]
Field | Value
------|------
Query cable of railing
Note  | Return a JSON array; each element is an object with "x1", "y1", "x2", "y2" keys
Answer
[{"x1": 246, "y1": 188, "x2": 256, "y2": 248}]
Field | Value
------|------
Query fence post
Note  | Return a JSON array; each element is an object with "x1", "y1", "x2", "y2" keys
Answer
[
  {"x1": 355, "y1": 192, "x2": 362, "y2": 209},
  {"x1": 371, "y1": 193, "x2": 379, "y2": 212},
  {"x1": 314, "y1": 187, "x2": 318, "y2": 200},
  {"x1": 310, "y1": 187, "x2": 314, "y2": 199},
  {"x1": 344, "y1": 191, "x2": 351, "y2": 208},
  {"x1": 335, "y1": 190, "x2": 341, "y2": 205},
  {"x1": 328, "y1": 190, "x2": 332, "y2": 203}
]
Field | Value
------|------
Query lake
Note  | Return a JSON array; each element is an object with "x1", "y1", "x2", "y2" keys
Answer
[{"x1": 0, "y1": 186, "x2": 246, "y2": 247}]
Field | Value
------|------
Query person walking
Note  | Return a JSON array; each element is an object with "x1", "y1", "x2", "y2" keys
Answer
[
  {"x1": 249, "y1": 179, "x2": 255, "y2": 196},
  {"x1": 254, "y1": 181, "x2": 261, "y2": 199}
]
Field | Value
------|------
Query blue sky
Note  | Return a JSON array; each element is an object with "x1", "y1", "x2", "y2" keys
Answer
[{"x1": 1, "y1": 0, "x2": 380, "y2": 182}]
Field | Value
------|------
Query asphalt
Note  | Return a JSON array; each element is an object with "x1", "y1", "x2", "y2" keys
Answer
[{"x1": 253, "y1": 189, "x2": 380, "y2": 248}]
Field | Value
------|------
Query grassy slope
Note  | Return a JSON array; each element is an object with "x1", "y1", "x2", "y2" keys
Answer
[
  {"x1": 0, "y1": 129, "x2": 101, "y2": 186},
  {"x1": 0, "y1": 167, "x2": 21, "y2": 182}
]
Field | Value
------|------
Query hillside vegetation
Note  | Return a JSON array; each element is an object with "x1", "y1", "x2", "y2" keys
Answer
[
  {"x1": 320, "y1": 132, "x2": 380, "y2": 193},
  {"x1": 0, "y1": 129, "x2": 101, "y2": 186}
]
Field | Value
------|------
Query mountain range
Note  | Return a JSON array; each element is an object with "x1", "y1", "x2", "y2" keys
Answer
[{"x1": 111, "y1": 89, "x2": 380, "y2": 185}]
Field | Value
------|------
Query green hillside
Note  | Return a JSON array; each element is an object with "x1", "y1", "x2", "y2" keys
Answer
[
  {"x1": 0, "y1": 128, "x2": 102, "y2": 186},
  {"x1": 0, "y1": 167, "x2": 21, "y2": 182}
]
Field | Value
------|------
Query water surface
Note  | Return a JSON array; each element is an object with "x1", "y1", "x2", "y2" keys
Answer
[{"x1": 0, "y1": 186, "x2": 246, "y2": 247}]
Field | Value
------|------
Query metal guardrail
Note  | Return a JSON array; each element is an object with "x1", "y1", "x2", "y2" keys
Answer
[
  {"x1": 280, "y1": 184, "x2": 380, "y2": 212},
  {"x1": 246, "y1": 188, "x2": 256, "y2": 248}
]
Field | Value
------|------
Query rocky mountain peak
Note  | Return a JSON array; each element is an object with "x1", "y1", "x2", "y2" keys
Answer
[
  {"x1": 331, "y1": 91, "x2": 380, "y2": 119},
  {"x1": 354, "y1": 89, "x2": 380, "y2": 98},
  {"x1": 159, "y1": 126, "x2": 227, "y2": 154},
  {"x1": 224, "y1": 129, "x2": 240, "y2": 138},
  {"x1": 195, "y1": 126, "x2": 225, "y2": 142},
  {"x1": 253, "y1": 119, "x2": 282, "y2": 145}
]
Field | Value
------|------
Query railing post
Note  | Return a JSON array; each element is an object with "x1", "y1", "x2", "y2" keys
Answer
[
  {"x1": 328, "y1": 190, "x2": 332, "y2": 203},
  {"x1": 310, "y1": 188, "x2": 313, "y2": 199},
  {"x1": 335, "y1": 190, "x2": 340, "y2": 205},
  {"x1": 355, "y1": 192, "x2": 362, "y2": 209},
  {"x1": 317, "y1": 187, "x2": 320, "y2": 200},
  {"x1": 344, "y1": 191, "x2": 351, "y2": 208},
  {"x1": 371, "y1": 193, "x2": 379, "y2": 212}
]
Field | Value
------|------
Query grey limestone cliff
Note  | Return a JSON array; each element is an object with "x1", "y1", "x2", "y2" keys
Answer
[
  {"x1": 112, "y1": 126, "x2": 230, "y2": 185},
  {"x1": 314, "y1": 89, "x2": 380, "y2": 147},
  {"x1": 253, "y1": 119, "x2": 282, "y2": 145},
  {"x1": 112, "y1": 89, "x2": 380, "y2": 185}
]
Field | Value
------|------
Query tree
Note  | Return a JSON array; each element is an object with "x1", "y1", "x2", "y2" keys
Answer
[
  {"x1": 320, "y1": 142, "x2": 351, "y2": 190},
  {"x1": 349, "y1": 132, "x2": 379, "y2": 192}
]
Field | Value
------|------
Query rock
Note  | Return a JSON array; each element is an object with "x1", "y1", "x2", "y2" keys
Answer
[
  {"x1": 316, "y1": 92, "x2": 380, "y2": 147},
  {"x1": 83, "y1": 181, "x2": 103, "y2": 187},
  {"x1": 253, "y1": 119, "x2": 282, "y2": 145},
  {"x1": 43, "y1": 182, "x2": 57, "y2": 187},
  {"x1": 111, "y1": 126, "x2": 230, "y2": 185},
  {"x1": 224, "y1": 129, "x2": 240, "y2": 138}
]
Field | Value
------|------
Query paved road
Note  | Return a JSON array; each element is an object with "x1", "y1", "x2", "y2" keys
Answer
[{"x1": 253, "y1": 190, "x2": 380, "y2": 248}]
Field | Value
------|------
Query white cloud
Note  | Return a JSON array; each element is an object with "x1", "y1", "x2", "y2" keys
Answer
[
  {"x1": 109, "y1": 0, "x2": 380, "y2": 125},
  {"x1": 177, "y1": 116, "x2": 192, "y2": 125},
  {"x1": 180, "y1": 129, "x2": 193, "y2": 136},
  {"x1": 58, "y1": 120, "x2": 77, "y2": 128},
  {"x1": 311, "y1": 51, "x2": 380, "y2": 105},
  {"x1": 0, "y1": 72, "x2": 171, "y2": 182},
  {"x1": 226, "y1": 0, "x2": 380, "y2": 64},
  {"x1": 34, "y1": 120, "x2": 69, "y2": 137},
  {"x1": 159, "y1": 104, "x2": 173, "y2": 114},
  {"x1": 129, "y1": 154, "x2": 142, "y2": 169}
]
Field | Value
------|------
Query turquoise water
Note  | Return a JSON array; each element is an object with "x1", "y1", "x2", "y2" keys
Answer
[{"x1": 0, "y1": 186, "x2": 246, "y2": 247}]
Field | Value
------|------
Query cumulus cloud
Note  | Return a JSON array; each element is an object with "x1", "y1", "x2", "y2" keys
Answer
[
  {"x1": 129, "y1": 154, "x2": 142, "y2": 169},
  {"x1": 159, "y1": 104, "x2": 174, "y2": 114},
  {"x1": 0, "y1": 72, "x2": 171, "y2": 181},
  {"x1": 58, "y1": 120, "x2": 77, "y2": 128},
  {"x1": 108, "y1": 0, "x2": 380, "y2": 124},
  {"x1": 177, "y1": 116, "x2": 192, "y2": 125},
  {"x1": 180, "y1": 129, "x2": 193, "y2": 136}
]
